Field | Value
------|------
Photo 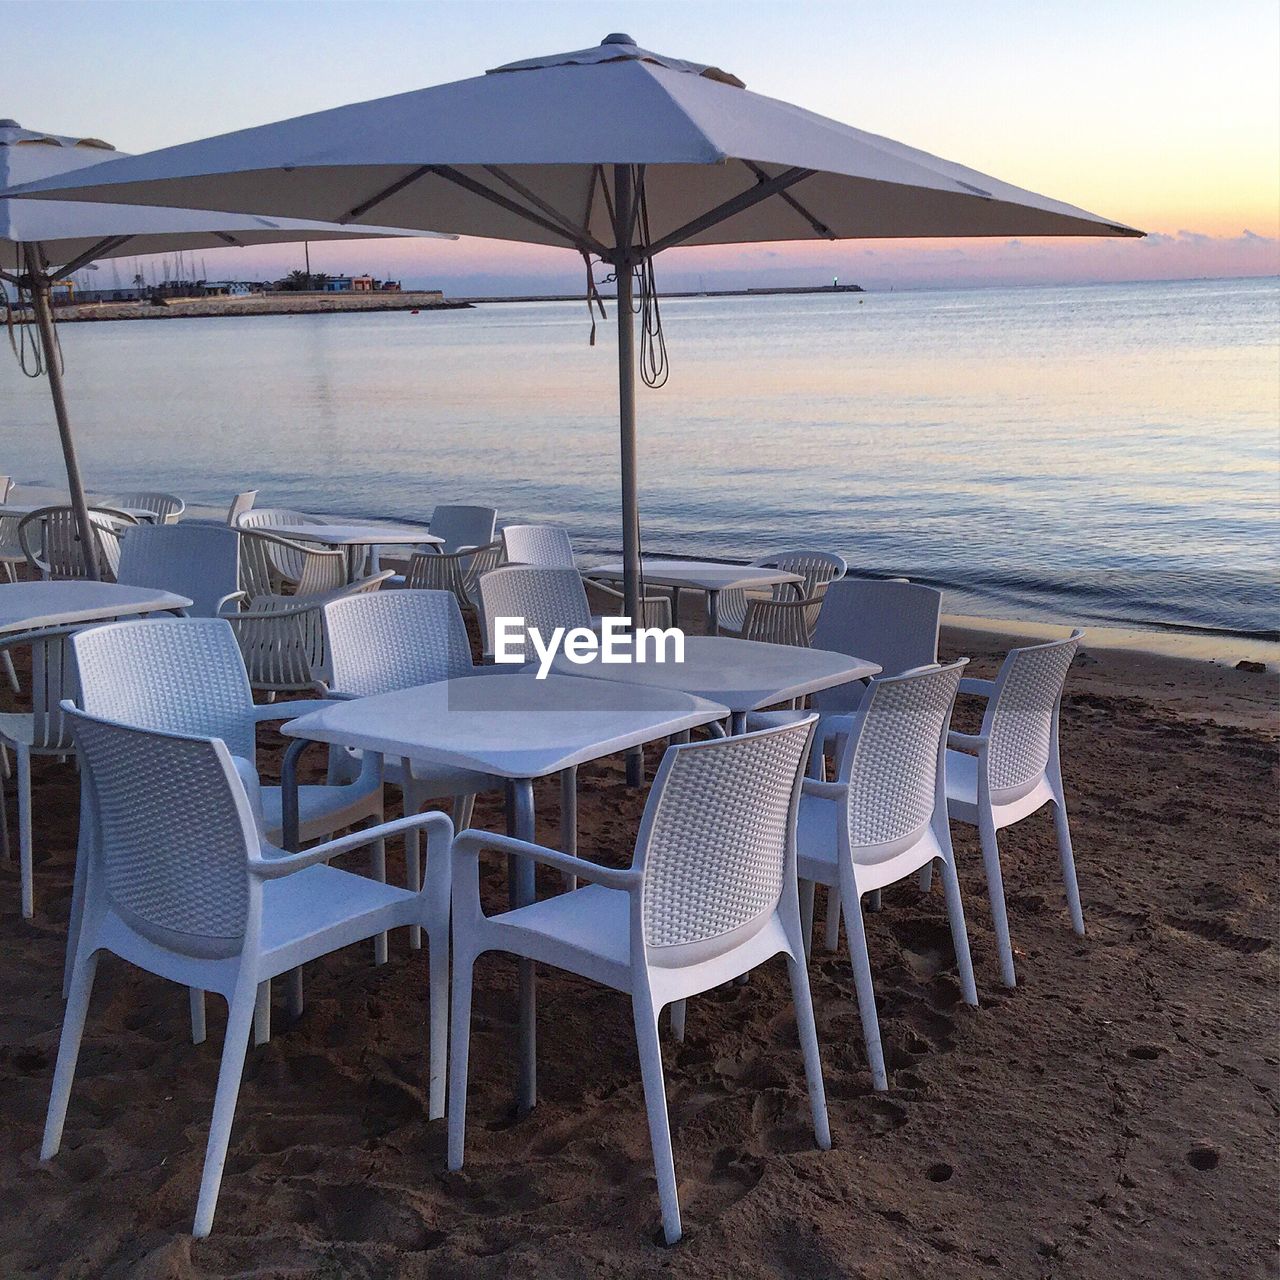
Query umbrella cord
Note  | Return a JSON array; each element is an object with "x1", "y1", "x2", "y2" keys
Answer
[
  {"x1": 633, "y1": 187, "x2": 669, "y2": 389},
  {"x1": 5, "y1": 250, "x2": 61, "y2": 378}
]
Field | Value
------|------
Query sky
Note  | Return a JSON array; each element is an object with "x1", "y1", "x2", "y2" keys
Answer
[{"x1": 7, "y1": 0, "x2": 1279, "y2": 294}]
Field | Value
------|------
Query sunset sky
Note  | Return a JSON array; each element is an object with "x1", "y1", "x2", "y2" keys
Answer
[{"x1": 8, "y1": 0, "x2": 1279, "y2": 292}]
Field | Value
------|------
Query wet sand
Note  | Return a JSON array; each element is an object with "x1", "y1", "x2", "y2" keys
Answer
[{"x1": 0, "y1": 623, "x2": 1274, "y2": 1278}]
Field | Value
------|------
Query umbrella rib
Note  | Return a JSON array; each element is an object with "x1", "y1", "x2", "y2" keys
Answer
[
  {"x1": 425, "y1": 165, "x2": 598, "y2": 253},
  {"x1": 483, "y1": 166, "x2": 609, "y2": 258},
  {"x1": 644, "y1": 166, "x2": 817, "y2": 256},
  {"x1": 52, "y1": 236, "x2": 133, "y2": 280},
  {"x1": 743, "y1": 161, "x2": 835, "y2": 238},
  {"x1": 339, "y1": 165, "x2": 435, "y2": 222}
]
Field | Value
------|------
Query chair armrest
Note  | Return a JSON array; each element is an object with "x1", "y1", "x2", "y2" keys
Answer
[
  {"x1": 744, "y1": 710, "x2": 812, "y2": 731},
  {"x1": 250, "y1": 699, "x2": 349, "y2": 723},
  {"x1": 802, "y1": 777, "x2": 847, "y2": 802},
  {"x1": 251, "y1": 810, "x2": 454, "y2": 879},
  {"x1": 958, "y1": 678, "x2": 996, "y2": 698},
  {"x1": 947, "y1": 730, "x2": 987, "y2": 753},
  {"x1": 215, "y1": 590, "x2": 247, "y2": 614},
  {"x1": 452, "y1": 829, "x2": 640, "y2": 891},
  {"x1": 242, "y1": 529, "x2": 345, "y2": 558}
]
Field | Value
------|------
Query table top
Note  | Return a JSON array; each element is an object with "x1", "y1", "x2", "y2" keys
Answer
[
  {"x1": 0, "y1": 581, "x2": 192, "y2": 636},
  {"x1": 270, "y1": 521, "x2": 441, "y2": 547},
  {"x1": 282, "y1": 671, "x2": 729, "y2": 779},
  {"x1": 541, "y1": 635, "x2": 880, "y2": 712},
  {"x1": 585, "y1": 559, "x2": 804, "y2": 593}
]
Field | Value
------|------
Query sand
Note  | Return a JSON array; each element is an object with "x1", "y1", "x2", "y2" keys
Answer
[{"x1": 0, "y1": 622, "x2": 1275, "y2": 1278}]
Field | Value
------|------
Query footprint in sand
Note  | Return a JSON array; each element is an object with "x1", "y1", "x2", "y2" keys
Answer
[{"x1": 1186, "y1": 1145, "x2": 1220, "y2": 1171}]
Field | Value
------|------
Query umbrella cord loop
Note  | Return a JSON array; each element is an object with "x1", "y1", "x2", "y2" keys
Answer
[
  {"x1": 5, "y1": 256, "x2": 58, "y2": 379},
  {"x1": 634, "y1": 186, "x2": 669, "y2": 389},
  {"x1": 581, "y1": 252, "x2": 607, "y2": 347}
]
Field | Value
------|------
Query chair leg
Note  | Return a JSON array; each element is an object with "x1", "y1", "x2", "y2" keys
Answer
[
  {"x1": 17, "y1": 744, "x2": 33, "y2": 918},
  {"x1": 559, "y1": 767, "x2": 577, "y2": 892},
  {"x1": 41, "y1": 950, "x2": 100, "y2": 1160},
  {"x1": 285, "y1": 968, "x2": 304, "y2": 1020},
  {"x1": 670, "y1": 1000, "x2": 686, "y2": 1043},
  {"x1": 404, "y1": 783, "x2": 425, "y2": 951},
  {"x1": 978, "y1": 814, "x2": 1017, "y2": 988},
  {"x1": 823, "y1": 883, "x2": 841, "y2": 951},
  {"x1": 446, "y1": 951, "x2": 475, "y2": 1171},
  {"x1": 370, "y1": 826, "x2": 388, "y2": 966},
  {"x1": 937, "y1": 856, "x2": 979, "y2": 1007},
  {"x1": 192, "y1": 983, "x2": 257, "y2": 1238},
  {"x1": 841, "y1": 878, "x2": 888, "y2": 1091},
  {"x1": 918, "y1": 861, "x2": 934, "y2": 894},
  {"x1": 632, "y1": 996, "x2": 682, "y2": 1245},
  {"x1": 2, "y1": 650, "x2": 17, "y2": 694},
  {"x1": 427, "y1": 921, "x2": 448, "y2": 1121},
  {"x1": 785, "y1": 951, "x2": 831, "y2": 1149},
  {"x1": 190, "y1": 988, "x2": 208, "y2": 1045},
  {"x1": 1054, "y1": 799, "x2": 1085, "y2": 936},
  {"x1": 799, "y1": 879, "x2": 816, "y2": 960},
  {"x1": 0, "y1": 767, "x2": 9, "y2": 865},
  {"x1": 455, "y1": 792, "x2": 476, "y2": 831},
  {"x1": 253, "y1": 980, "x2": 271, "y2": 1047}
]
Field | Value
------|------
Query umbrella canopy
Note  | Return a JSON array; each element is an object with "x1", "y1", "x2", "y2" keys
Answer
[
  {"x1": 1, "y1": 119, "x2": 450, "y2": 579},
  {"x1": 5, "y1": 35, "x2": 1143, "y2": 614}
]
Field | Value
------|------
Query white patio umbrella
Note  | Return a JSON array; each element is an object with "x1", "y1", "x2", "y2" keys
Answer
[
  {"x1": 5, "y1": 36, "x2": 1144, "y2": 609},
  {"x1": 1, "y1": 119, "x2": 450, "y2": 577}
]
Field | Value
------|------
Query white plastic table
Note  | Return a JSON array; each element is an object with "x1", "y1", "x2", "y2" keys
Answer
[
  {"x1": 584, "y1": 559, "x2": 804, "y2": 633},
  {"x1": 0, "y1": 580, "x2": 192, "y2": 635},
  {"x1": 270, "y1": 521, "x2": 443, "y2": 579},
  {"x1": 542, "y1": 635, "x2": 881, "y2": 734},
  {"x1": 281, "y1": 671, "x2": 728, "y2": 1113}
]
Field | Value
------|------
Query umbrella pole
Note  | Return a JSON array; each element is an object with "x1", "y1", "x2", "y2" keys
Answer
[
  {"x1": 22, "y1": 247, "x2": 101, "y2": 581},
  {"x1": 613, "y1": 166, "x2": 641, "y2": 629}
]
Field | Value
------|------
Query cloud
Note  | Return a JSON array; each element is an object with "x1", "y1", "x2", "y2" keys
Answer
[{"x1": 1176, "y1": 230, "x2": 1210, "y2": 244}]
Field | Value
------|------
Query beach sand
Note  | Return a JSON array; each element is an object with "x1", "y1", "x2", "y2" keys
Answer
[{"x1": 0, "y1": 621, "x2": 1274, "y2": 1278}]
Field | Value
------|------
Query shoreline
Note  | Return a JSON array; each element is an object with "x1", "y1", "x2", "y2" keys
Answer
[{"x1": 19, "y1": 291, "x2": 471, "y2": 323}]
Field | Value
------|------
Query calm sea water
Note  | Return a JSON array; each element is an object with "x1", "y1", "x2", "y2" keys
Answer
[{"x1": 3, "y1": 276, "x2": 1277, "y2": 636}]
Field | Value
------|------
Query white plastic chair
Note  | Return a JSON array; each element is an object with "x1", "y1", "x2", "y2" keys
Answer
[
  {"x1": 225, "y1": 490, "x2": 257, "y2": 526},
  {"x1": 238, "y1": 525, "x2": 346, "y2": 599},
  {"x1": 792, "y1": 661, "x2": 977, "y2": 1090},
  {"x1": 222, "y1": 572, "x2": 391, "y2": 695},
  {"x1": 500, "y1": 523, "x2": 576, "y2": 568},
  {"x1": 235, "y1": 508, "x2": 328, "y2": 589},
  {"x1": 448, "y1": 716, "x2": 829, "y2": 1245},
  {"x1": 404, "y1": 539, "x2": 504, "y2": 613},
  {"x1": 321, "y1": 589, "x2": 502, "y2": 945},
  {"x1": 0, "y1": 476, "x2": 13, "y2": 503},
  {"x1": 430, "y1": 504, "x2": 497, "y2": 554},
  {"x1": 107, "y1": 491, "x2": 186, "y2": 524},
  {"x1": 718, "y1": 549, "x2": 847, "y2": 635},
  {"x1": 42, "y1": 703, "x2": 453, "y2": 1238},
  {"x1": 739, "y1": 595, "x2": 823, "y2": 647},
  {"x1": 0, "y1": 624, "x2": 81, "y2": 916},
  {"x1": 0, "y1": 511, "x2": 27, "y2": 690},
  {"x1": 18, "y1": 505, "x2": 139, "y2": 581},
  {"x1": 944, "y1": 630, "x2": 1086, "y2": 988},
  {"x1": 477, "y1": 565, "x2": 593, "y2": 660},
  {"x1": 115, "y1": 524, "x2": 242, "y2": 617}
]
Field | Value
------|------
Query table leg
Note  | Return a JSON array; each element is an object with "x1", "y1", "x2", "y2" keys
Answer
[
  {"x1": 511, "y1": 778, "x2": 537, "y2": 1114},
  {"x1": 279, "y1": 738, "x2": 311, "y2": 1027},
  {"x1": 730, "y1": 711, "x2": 747, "y2": 736},
  {"x1": 707, "y1": 589, "x2": 720, "y2": 636},
  {"x1": 559, "y1": 767, "x2": 577, "y2": 891}
]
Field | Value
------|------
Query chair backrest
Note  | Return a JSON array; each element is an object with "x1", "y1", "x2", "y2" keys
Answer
[
  {"x1": 65, "y1": 705, "x2": 257, "y2": 957},
  {"x1": 501, "y1": 524, "x2": 576, "y2": 568},
  {"x1": 838, "y1": 660, "x2": 966, "y2": 855},
  {"x1": 984, "y1": 630, "x2": 1083, "y2": 795},
  {"x1": 405, "y1": 540, "x2": 504, "y2": 610},
  {"x1": 741, "y1": 597, "x2": 822, "y2": 647},
  {"x1": 71, "y1": 617, "x2": 257, "y2": 759},
  {"x1": 754, "y1": 549, "x2": 847, "y2": 597},
  {"x1": 813, "y1": 578, "x2": 941, "y2": 678},
  {"x1": 430, "y1": 504, "x2": 498, "y2": 554},
  {"x1": 18, "y1": 505, "x2": 137, "y2": 581},
  {"x1": 237, "y1": 527, "x2": 344, "y2": 598},
  {"x1": 322, "y1": 589, "x2": 474, "y2": 697},
  {"x1": 477, "y1": 565, "x2": 591, "y2": 659},
  {"x1": 633, "y1": 716, "x2": 816, "y2": 960},
  {"x1": 110, "y1": 491, "x2": 185, "y2": 523},
  {"x1": 226, "y1": 490, "x2": 258, "y2": 526},
  {"x1": 115, "y1": 524, "x2": 241, "y2": 617},
  {"x1": 233, "y1": 507, "x2": 313, "y2": 530}
]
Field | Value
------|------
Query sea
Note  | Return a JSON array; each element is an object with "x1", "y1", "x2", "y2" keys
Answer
[{"x1": 3, "y1": 275, "x2": 1276, "y2": 638}]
